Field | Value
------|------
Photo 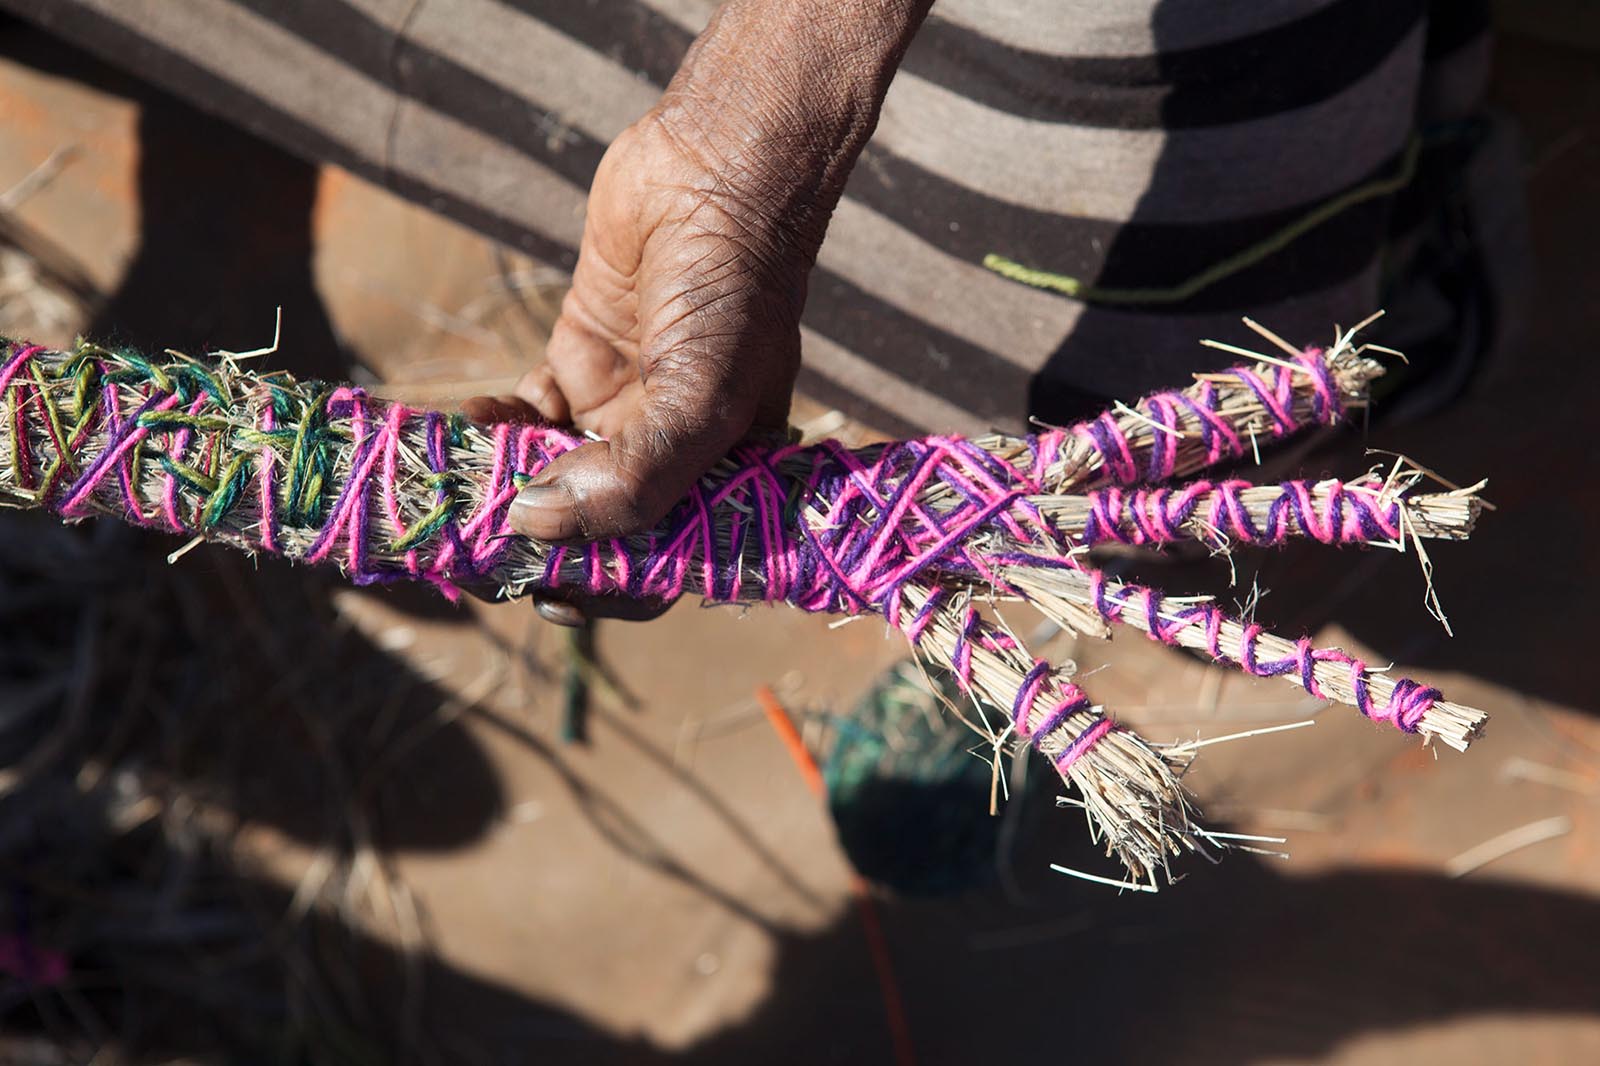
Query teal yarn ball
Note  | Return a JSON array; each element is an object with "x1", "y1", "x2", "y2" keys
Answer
[{"x1": 823, "y1": 663, "x2": 1014, "y2": 896}]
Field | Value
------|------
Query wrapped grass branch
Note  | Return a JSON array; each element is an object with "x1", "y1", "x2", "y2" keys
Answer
[{"x1": 0, "y1": 318, "x2": 1487, "y2": 887}]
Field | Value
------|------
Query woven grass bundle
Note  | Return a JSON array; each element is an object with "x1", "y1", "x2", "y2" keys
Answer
[{"x1": 0, "y1": 319, "x2": 1487, "y2": 887}]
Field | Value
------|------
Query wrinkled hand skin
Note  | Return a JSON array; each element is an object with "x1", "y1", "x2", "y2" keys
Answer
[
  {"x1": 476, "y1": 0, "x2": 933, "y2": 543},
  {"x1": 464, "y1": 0, "x2": 931, "y2": 623}
]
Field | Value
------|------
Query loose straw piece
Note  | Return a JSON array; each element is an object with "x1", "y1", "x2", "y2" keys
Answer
[{"x1": 1444, "y1": 816, "x2": 1572, "y2": 878}]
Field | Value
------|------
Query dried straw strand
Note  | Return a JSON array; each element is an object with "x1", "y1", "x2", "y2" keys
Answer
[{"x1": 0, "y1": 324, "x2": 1490, "y2": 887}]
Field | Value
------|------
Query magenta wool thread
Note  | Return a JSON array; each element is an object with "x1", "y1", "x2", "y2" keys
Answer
[
  {"x1": 1078, "y1": 478, "x2": 1405, "y2": 548},
  {"x1": 1085, "y1": 569, "x2": 1439, "y2": 732},
  {"x1": 1, "y1": 338, "x2": 1443, "y2": 773}
]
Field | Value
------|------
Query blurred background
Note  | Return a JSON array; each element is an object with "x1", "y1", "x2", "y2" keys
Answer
[{"x1": 0, "y1": 2, "x2": 1598, "y2": 1064}]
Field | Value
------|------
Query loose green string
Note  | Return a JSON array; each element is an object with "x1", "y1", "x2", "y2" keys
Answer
[{"x1": 983, "y1": 137, "x2": 1421, "y2": 306}]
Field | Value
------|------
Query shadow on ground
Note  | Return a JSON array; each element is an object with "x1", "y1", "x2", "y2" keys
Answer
[{"x1": 3, "y1": 539, "x2": 1597, "y2": 1065}]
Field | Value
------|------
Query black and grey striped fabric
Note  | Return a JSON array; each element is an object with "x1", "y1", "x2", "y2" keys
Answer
[{"x1": 0, "y1": 0, "x2": 1488, "y2": 434}]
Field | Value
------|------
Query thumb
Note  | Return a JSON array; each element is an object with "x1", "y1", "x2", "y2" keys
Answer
[{"x1": 507, "y1": 379, "x2": 758, "y2": 543}]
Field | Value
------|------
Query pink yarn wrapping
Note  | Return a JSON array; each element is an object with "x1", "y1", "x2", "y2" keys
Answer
[{"x1": 1, "y1": 339, "x2": 1440, "y2": 767}]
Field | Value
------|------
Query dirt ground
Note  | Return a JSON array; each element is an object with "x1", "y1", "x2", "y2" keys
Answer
[{"x1": 1, "y1": 14, "x2": 1599, "y2": 1066}]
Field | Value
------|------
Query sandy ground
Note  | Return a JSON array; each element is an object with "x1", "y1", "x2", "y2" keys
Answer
[{"x1": 1, "y1": 17, "x2": 1598, "y2": 1066}]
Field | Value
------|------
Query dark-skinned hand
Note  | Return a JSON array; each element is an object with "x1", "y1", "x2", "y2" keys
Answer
[{"x1": 464, "y1": 0, "x2": 931, "y2": 625}]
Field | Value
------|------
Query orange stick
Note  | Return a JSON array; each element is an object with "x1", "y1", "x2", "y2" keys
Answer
[
  {"x1": 755, "y1": 685, "x2": 917, "y2": 1066},
  {"x1": 756, "y1": 684, "x2": 826, "y2": 799}
]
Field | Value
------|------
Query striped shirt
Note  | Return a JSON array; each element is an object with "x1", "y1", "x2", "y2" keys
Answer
[{"x1": 0, "y1": 0, "x2": 1488, "y2": 434}]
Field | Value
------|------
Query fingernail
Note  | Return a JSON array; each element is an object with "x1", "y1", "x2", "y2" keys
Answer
[
  {"x1": 509, "y1": 483, "x2": 582, "y2": 541},
  {"x1": 535, "y1": 599, "x2": 587, "y2": 627}
]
